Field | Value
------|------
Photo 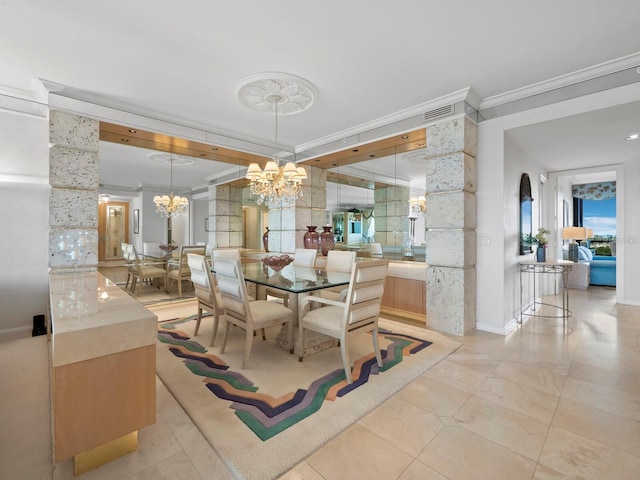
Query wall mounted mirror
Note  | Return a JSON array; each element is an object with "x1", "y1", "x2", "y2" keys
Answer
[{"x1": 519, "y1": 173, "x2": 533, "y2": 255}]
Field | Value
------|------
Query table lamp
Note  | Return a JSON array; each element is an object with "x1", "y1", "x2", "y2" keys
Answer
[{"x1": 562, "y1": 226, "x2": 587, "y2": 262}]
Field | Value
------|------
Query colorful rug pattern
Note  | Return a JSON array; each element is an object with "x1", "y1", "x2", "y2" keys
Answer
[{"x1": 158, "y1": 316, "x2": 432, "y2": 440}]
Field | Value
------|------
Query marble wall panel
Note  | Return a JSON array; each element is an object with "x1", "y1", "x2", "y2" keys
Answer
[
  {"x1": 211, "y1": 185, "x2": 230, "y2": 201},
  {"x1": 308, "y1": 166, "x2": 326, "y2": 187},
  {"x1": 280, "y1": 230, "x2": 296, "y2": 253},
  {"x1": 209, "y1": 200, "x2": 230, "y2": 216},
  {"x1": 230, "y1": 187, "x2": 242, "y2": 203},
  {"x1": 229, "y1": 231, "x2": 243, "y2": 247},
  {"x1": 229, "y1": 215, "x2": 243, "y2": 231},
  {"x1": 50, "y1": 189, "x2": 98, "y2": 228},
  {"x1": 295, "y1": 186, "x2": 313, "y2": 208},
  {"x1": 425, "y1": 229, "x2": 476, "y2": 268},
  {"x1": 49, "y1": 147, "x2": 98, "y2": 189},
  {"x1": 425, "y1": 152, "x2": 477, "y2": 194},
  {"x1": 215, "y1": 232, "x2": 230, "y2": 248},
  {"x1": 268, "y1": 210, "x2": 282, "y2": 230},
  {"x1": 49, "y1": 228, "x2": 98, "y2": 269},
  {"x1": 311, "y1": 187, "x2": 326, "y2": 208},
  {"x1": 427, "y1": 266, "x2": 476, "y2": 335},
  {"x1": 374, "y1": 201, "x2": 387, "y2": 217},
  {"x1": 374, "y1": 188, "x2": 387, "y2": 202},
  {"x1": 311, "y1": 209, "x2": 327, "y2": 227},
  {"x1": 49, "y1": 111, "x2": 99, "y2": 152},
  {"x1": 426, "y1": 191, "x2": 477, "y2": 230},
  {"x1": 216, "y1": 215, "x2": 230, "y2": 231},
  {"x1": 293, "y1": 208, "x2": 313, "y2": 230},
  {"x1": 425, "y1": 115, "x2": 477, "y2": 158}
]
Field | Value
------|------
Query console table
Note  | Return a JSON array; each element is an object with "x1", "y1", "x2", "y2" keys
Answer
[{"x1": 519, "y1": 260, "x2": 573, "y2": 325}]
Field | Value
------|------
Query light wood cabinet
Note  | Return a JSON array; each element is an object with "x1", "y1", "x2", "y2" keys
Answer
[{"x1": 381, "y1": 263, "x2": 427, "y2": 322}]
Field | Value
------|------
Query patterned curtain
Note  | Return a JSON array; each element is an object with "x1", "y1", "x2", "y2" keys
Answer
[{"x1": 572, "y1": 181, "x2": 616, "y2": 200}]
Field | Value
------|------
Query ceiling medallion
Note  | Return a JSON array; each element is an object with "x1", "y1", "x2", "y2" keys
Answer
[
  {"x1": 234, "y1": 72, "x2": 318, "y2": 115},
  {"x1": 402, "y1": 150, "x2": 428, "y2": 164},
  {"x1": 148, "y1": 153, "x2": 194, "y2": 166}
]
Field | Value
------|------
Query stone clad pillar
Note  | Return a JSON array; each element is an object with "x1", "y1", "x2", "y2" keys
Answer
[
  {"x1": 207, "y1": 185, "x2": 243, "y2": 248},
  {"x1": 266, "y1": 166, "x2": 326, "y2": 254},
  {"x1": 425, "y1": 115, "x2": 477, "y2": 335},
  {"x1": 49, "y1": 111, "x2": 99, "y2": 272}
]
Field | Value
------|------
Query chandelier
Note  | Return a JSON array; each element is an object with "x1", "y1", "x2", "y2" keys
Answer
[
  {"x1": 409, "y1": 195, "x2": 426, "y2": 215},
  {"x1": 153, "y1": 149, "x2": 189, "y2": 218},
  {"x1": 245, "y1": 96, "x2": 307, "y2": 206}
]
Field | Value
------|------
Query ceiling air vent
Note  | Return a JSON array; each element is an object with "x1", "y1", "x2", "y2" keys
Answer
[{"x1": 423, "y1": 104, "x2": 454, "y2": 122}]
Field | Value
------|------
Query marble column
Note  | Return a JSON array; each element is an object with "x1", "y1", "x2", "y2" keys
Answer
[
  {"x1": 49, "y1": 111, "x2": 99, "y2": 272},
  {"x1": 425, "y1": 115, "x2": 477, "y2": 335},
  {"x1": 374, "y1": 186, "x2": 410, "y2": 247},
  {"x1": 266, "y1": 166, "x2": 326, "y2": 254},
  {"x1": 207, "y1": 185, "x2": 243, "y2": 248}
]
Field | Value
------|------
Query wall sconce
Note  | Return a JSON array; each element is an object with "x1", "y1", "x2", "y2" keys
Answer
[{"x1": 409, "y1": 195, "x2": 426, "y2": 215}]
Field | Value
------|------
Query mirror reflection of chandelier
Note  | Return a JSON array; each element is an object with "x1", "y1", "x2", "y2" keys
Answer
[
  {"x1": 153, "y1": 150, "x2": 189, "y2": 218},
  {"x1": 236, "y1": 72, "x2": 317, "y2": 206},
  {"x1": 409, "y1": 195, "x2": 426, "y2": 215}
]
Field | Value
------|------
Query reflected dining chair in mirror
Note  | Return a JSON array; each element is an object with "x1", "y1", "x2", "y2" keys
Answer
[
  {"x1": 187, "y1": 253, "x2": 226, "y2": 347},
  {"x1": 165, "y1": 245, "x2": 206, "y2": 297},
  {"x1": 215, "y1": 258, "x2": 294, "y2": 369},
  {"x1": 121, "y1": 242, "x2": 136, "y2": 290},
  {"x1": 266, "y1": 248, "x2": 318, "y2": 307},
  {"x1": 130, "y1": 246, "x2": 167, "y2": 294},
  {"x1": 298, "y1": 259, "x2": 389, "y2": 384},
  {"x1": 369, "y1": 242, "x2": 384, "y2": 258}
]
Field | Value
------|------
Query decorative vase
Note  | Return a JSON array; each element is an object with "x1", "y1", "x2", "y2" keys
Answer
[
  {"x1": 263, "y1": 227, "x2": 269, "y2": 252},
  {"x1": 303, "y1": 226, "x2": 319, "y2": 251},
  {"x1": 320, "y1": 225, "x2": 335, "y2": 256},
  {"x1": 536, "y1": 245, "x2": 546, "y2": 262}
]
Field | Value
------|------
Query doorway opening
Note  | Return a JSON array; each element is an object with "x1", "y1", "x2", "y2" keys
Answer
[{"x1": 98, "y1": 201, "x2": 130, "y2": 261}]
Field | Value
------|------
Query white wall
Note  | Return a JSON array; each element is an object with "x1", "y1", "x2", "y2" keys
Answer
[
  {"x1": 477, "y1": 81, "x2": 640, "y2": 334},
  {"x1": 192, "y1": 197, "x2": 208, "y2": 245},
  {"x1": 0, "y1": 103, "x2": 50, "y2": 332}
]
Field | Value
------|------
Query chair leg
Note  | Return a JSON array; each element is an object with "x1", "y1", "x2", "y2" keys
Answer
[
  {"x1": 298, "y1": 323, "x2": 305, "y2": 362},
  {"x1": 131, "y1": 277, "x2": 137, "y2": 294},
  {"x1": 372, "y1": 326, "x2": 383, "y2": 367},
  {"x1": 193, "y1": 306, "x2": 203, "y2": 336},
  {"x1": 178, "y1": 279, "x2": 183, "y2": 298},
  {"x1": 340, "y1": 334, "x2": 352, "y2": 384},
  {"x1": 220, "y1": 316, "x2": 230, "y2": 354},
  {"x1": 241, "y1": 329, "x2": 253, "y2": 369},
  {"x1": 261, "y1": 328, "x2": 267, "y2": 341},
  {"x1": 209, "y1": 312, "x2": 220, "y2": 347},
  {"x1": 287, "y1": 319, "x2": 293, "y2": 354}
]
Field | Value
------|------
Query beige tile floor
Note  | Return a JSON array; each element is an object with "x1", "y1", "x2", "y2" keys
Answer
[{"x1": 52, "y1": 281, "x2": 639, "y2": 480}]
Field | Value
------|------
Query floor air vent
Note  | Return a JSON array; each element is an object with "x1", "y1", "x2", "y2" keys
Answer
[{"x1": 423, "y1": 104, "x2": 454, "y2": 122}]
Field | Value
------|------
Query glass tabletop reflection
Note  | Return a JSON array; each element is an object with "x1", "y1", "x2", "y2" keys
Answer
[{"x1": 239, "y1": 263, "x2": 351, "y2": 294}]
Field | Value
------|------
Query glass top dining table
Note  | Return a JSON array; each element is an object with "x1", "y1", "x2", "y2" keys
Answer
[
  {"x1": 238, "y1": 261, "x2": 352, "y2": 356},
  {"x1": 240, "y1": 262, "x2": 351, "y2": 294}
]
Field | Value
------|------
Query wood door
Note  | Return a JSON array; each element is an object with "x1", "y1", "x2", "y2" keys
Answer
[{"x1": 98, "y1": 201, "x2": 130, "y2": 261}]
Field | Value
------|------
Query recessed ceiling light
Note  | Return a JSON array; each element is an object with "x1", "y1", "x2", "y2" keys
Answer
[
  {"x1": 352, "y1": 149, "x2": 359, "y2": 152},
  {"x1": 212, "y1": 147, "x2": 218, "y2": 151},
  {"x1": 128, "y1": 129, "x2": 137, "y2": 133},
  {"x1": 200, "y1": 153, "x2": 206, "y2": 157},
  {"x1": 368, "y1": 154, "x2": 376, "y2": 158},
  {"x1": 401, "y1": 135, "x2": 409, "y2": 139},
  {"x1": 121, "y1": 138, "x2": 129, "y2": 143},
  {"x1": 625, "y1": 133, "x2": 640, "y2": 140}
]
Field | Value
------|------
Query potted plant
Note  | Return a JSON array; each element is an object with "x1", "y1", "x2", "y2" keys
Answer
[{"x1": 534, "y1": 228, "x2": 550, "y2": 262}]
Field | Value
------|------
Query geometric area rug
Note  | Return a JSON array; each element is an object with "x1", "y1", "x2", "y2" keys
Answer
[{"x1": 155, "y1": 315, "x2": 461, "y2": 480}]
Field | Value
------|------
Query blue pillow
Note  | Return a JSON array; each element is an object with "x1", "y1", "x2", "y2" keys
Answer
[{"x1": 578, "y1": 245, "x2": 593, "y2": 261}]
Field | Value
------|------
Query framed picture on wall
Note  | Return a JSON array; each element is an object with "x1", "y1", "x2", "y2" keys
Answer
[{"x1": 133, "y1": 209, "x2": 140, "y2": 234}]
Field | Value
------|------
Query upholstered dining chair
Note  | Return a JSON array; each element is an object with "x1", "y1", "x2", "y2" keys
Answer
[
  {"x1": 319, "y1": 250, "x2": 357, "y2": 302},
  {"x1": 165, "y1": 245, "x2": 206, "y2": 297},
  {"x1": 121, "y1": 243, "x2": 136, "y2": 290},
  {"x1": 298, "y1": 258, "x2": 389, "y2": 384},
  {"x1": 266, "y1": 248, "x2": 318, "y2": 307},
  {"x1": 130, "y1": 246, "x2": 167, "y2": 294},
  {"x1": 214, "y1": 258, "x2": 293, "y2": 369},
  {"x1": 187, "y1": 253, "x2": 226, "y2": 346}
]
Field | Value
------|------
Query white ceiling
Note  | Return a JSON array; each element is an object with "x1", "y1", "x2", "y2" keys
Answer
[{"x1": 2, "y1": 1, "x2": 640, "y2": 201}]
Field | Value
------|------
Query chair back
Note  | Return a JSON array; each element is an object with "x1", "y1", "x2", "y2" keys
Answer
[
  {"x1": 213, "y1": 258, "x2": 252, "y2": 325},
  {"x1": 370, "y1": 243, "x2": 383, "y2": 257},
  {"x1": 176, "y1": 245, "x2": 206, "y2": 268},
  {"x1": 211, "y1": 248, "x2": 241, "y2": 268},
  {"x1": 187, "y1": 253, "x2": 223, "y2": 312},
  {"x1": 143, "y1": 241, "x2": 162, "y2": 258},
  {"x1": 293, "y1": 248, "x2": 317, "y2": 268},
  {"x1": 326, "y1": 250, "x2": 356, "y2": 273},
  {"x1": 342, "y1": 259, "x2": 389, "y2": 326},
  {"x1": 121, "y1": 243, "x2": 135, "y2": 262}
]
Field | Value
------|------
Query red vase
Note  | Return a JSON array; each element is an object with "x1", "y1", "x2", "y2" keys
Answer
[
  {"x1": 303, "y1": 226, "x2": 319, "y2": 250},
  {"x1": 263, "y1": 227, "x2": 269, "y2": 252},
  {"x1": 320, "y1": 226, "x2": 335, "y2": 256}
]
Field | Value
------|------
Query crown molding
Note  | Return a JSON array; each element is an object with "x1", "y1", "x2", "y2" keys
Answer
[
  {"x1": 295, "y1": 88, "x2": 474, "y2": 154},
  {"x1": 479, "y1": 52, "x2": 640, "y2": 110}
]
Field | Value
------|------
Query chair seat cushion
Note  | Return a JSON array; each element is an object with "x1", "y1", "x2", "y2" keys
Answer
[
  {"x1": 249, "y1": 300, "x2": 292, "y2": 327},
  {"x1": 139, "y1": 266, "x2": 166, "y2": 276},
  {"x1": 302, "y1": 305, "x2": 345, "y2": 336}
]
